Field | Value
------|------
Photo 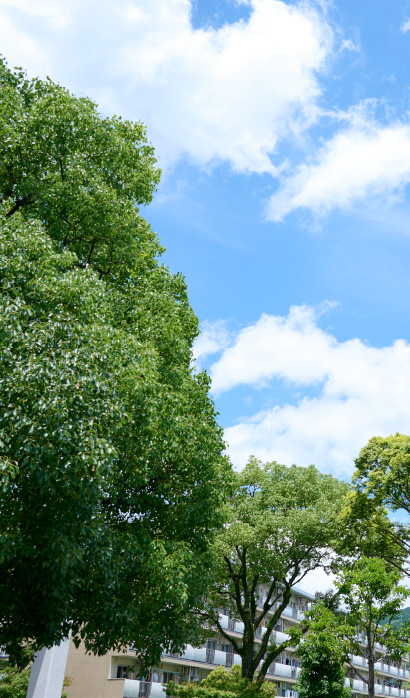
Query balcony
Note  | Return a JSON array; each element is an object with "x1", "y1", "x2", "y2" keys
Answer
[
  {"x1": 218, "y1": 614, "x2": 229, "y2": 630},
  {"x1": 352, "y1": 679, "x2": 366, "y2": 691},
  {"x1": 217, "y1": 614, "x2": 236, "y2": 632},
  {"x1": 283, "y1": 605, "x2": 297, "y2": 619},
  {"x1": 268, "y1": 662, "x2": 293, "y2": 678},
  {"x1": 163, "y1": 645, "x2": 241, "y2": 668},
  {"x1": 373, "y1": 685, "x2": 405, "y2": 696},
  {"x1": 273, "y1": 629, "x2": 290, "y2": 644},
  {"x1": 123, "y1": 680, "x2": 166, "y2": 698},
  {"x1": 350, "y1": 654, "x2": 366, "y2": 667}
]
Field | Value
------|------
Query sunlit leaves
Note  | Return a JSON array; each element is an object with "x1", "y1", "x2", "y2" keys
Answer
[{"x1": 166, "y1": 666, "x2": 277, "y2": 698}]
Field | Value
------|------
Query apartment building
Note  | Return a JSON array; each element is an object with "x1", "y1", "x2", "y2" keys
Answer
[{"x1": 64, "y1": 585, "x2": 410, "y2": 698}]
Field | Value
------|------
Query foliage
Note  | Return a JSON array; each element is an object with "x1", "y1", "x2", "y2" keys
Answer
[
  {"x1": 0, "y1": 57, "x2": 161, "y2": 282},
  {"x1": 353, "y1": 433, "x2": 410, "y2": 513},
  {"x1": 336, "y1": 556, "x2": 410, "y2": 659},
  {"x1": 0, "y1": 659, "x2": 30, "y2": 698},
  {"x1": 166, "y1": 666, "x2": 277, "y2": 697},
  {"x1": 199, "y1": 457, "x2": 349, "y2": 682},
  {"x1": 0, "y1": 661, "x2": 71, "y2": 698},
  {"x1": 0, "y1": 57, "x2": 229, "y2": 670},
  {"x1": 334, "y1": 558, "x2": 410, "y2": 698},
  {"x1": 348, "y1": 433, "x2": 410, "y2": 566},
  {"x1": 61, "y1": 675, "x2": 72, "y2": 698},
  {"x1": 298, "y1": 559, "x2": 410, "y2": 698},
  {"x1": 296, "y1": 604, "x2": 351, "y2": 698}
]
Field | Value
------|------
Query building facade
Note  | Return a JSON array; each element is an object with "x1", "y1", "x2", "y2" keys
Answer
[{"x1": 64, "y1": 585, "x2": 410, "y2": 698}]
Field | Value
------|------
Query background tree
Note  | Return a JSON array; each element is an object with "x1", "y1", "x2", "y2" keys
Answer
[
  {"x1": 0, "y1": 659, "x2": 30, "y2": 698},
  {"x1": 335, "y1": 557, "x2": 410, "y2": 698},
  {"x1": 197, "y1": 457, "x2": 349, "y2": 685},
  {"x1": 295, "y1": 603, "x2": 351, "y2": 698},
  {"x1": 0, "y1": 58, "x2": 229, "y2": 669},
  {"x1": 166, "y1": 666, "x2": 277, "y2": 698},
  {"x1": 349, "y1": 433, "x2": 410, "y2": 568}
]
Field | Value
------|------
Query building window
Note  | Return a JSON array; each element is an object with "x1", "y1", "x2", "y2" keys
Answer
[{"x1": 117, "y1": 665, "x2": 129, "y2": 679}]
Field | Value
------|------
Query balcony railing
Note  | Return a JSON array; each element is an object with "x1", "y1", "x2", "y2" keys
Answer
[
  {"x1": 123, "y1": 679, "x2": 166, "y2": 698},
  {"x1": 283, "y1": 605, "x2": 297, "y2": 619},
  {"x1": 226, "y1": 652, "x2": 234, "y2": 668},
  {"x1": 163, "y1": 645, "x2": 240, "y2": 668},
  {"x1": 160, "y1": 644, "x2": 409, "y2": 695},
  {"x1": 206, "y1": 649, "x2": 215, "y2": 664},
  {"x1": 267, "y1": 662, "x2": 293, "y2": 678}
]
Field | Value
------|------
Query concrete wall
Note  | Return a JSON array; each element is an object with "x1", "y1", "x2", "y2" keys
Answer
[{"x1": 65, "y1": 641, "x2": 123, "y2": 698}]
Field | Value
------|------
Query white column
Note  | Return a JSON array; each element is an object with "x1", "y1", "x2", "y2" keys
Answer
[{"x1": 26, "y1": 637, "x2": 70, "y2": 698}]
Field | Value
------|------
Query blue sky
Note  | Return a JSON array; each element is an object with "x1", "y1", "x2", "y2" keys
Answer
[{"x1": 4, "y1": 0, "x2": 410, "y2": 485}]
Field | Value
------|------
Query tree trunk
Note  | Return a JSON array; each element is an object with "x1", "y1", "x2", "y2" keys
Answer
[
  {"x1": 242, "y1": 643, "x2": 254, "y2": 680},
  {"x1": 368, "y1": 656, "x2": 375, "y2": 698}
]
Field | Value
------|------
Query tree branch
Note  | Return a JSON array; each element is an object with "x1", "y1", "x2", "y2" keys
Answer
[{"x1": 6, "y1": 195, "x2": 31, "y2": 218}]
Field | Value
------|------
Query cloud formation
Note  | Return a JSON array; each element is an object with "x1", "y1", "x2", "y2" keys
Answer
[
  {"x1": 0, "y1": 0, "x2": 332, "y2": 173},
  {"x1": 4, "y1": 0, "x2": 410, "y2": 219},
  {"x1": 267, "y1": 114, "x2": 410, "y2": 220},
  {"x1": 204, "y1": 305, "x2": 410, "y2": 475}
]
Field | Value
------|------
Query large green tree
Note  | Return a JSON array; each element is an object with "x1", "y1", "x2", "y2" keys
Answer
[
  {"x1": 197, "y1": 457, "x2": 349, "y2": 685},
  {"x1": 0, "y1": 58, "x2": 229, "y2": 669}
]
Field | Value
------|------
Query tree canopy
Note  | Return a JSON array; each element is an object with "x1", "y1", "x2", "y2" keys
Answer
[
  {"x1": 344, "y1": 433, "x2": 410, "y2": 569},
  {"x1": 353, "y1": 434, "x2": 410, "y2": 514},
  {"x1": 199, "y1": 457, "x2": 349, "y2": 683},
  {"x1": 0, "y1": 58, "x2": 229, "y2": 669}
]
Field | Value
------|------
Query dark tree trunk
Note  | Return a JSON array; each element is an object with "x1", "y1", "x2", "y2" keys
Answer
[
  {"x1": 368, "y1": 656, "x2": 375, "y2": 698},
  {"x1": 242, "y1": 640, "x2": 253, "y2": 679}
]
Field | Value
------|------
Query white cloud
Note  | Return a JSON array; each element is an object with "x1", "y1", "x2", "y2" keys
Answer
[
  {"x1": 400, "y1": 18, "x2": 410, "y2": 34},
  {"x1": 267, "y1": 115, "x2": 410, "y2": 221},
  {"x1": 209, "y1": 305, "x2": 410, "y2": 476},
  {"x1": 0, "y1": 0, "x2": 333, "y2": 173},
  {"x1": 210, "y1": 303, "x2": 337, "y2": 393}
]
